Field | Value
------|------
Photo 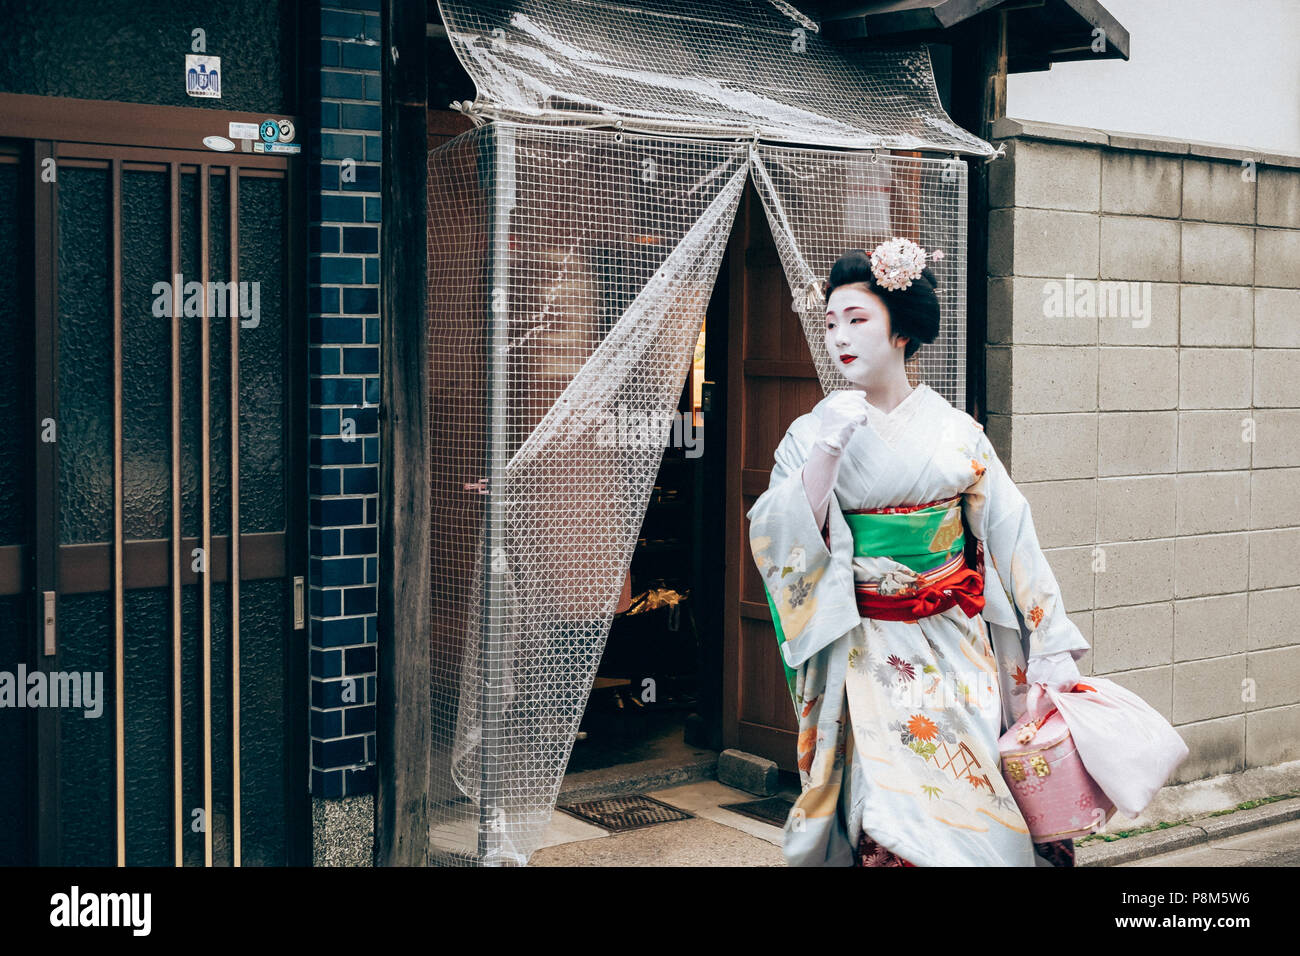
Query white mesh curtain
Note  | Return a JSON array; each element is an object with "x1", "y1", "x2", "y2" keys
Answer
[
  {"x1": 436, "y1": 0, "x2": 997, "y2": 155},
  {"x1": 427, "y1": 122, "x2": 748, "y2": 864},
  {"x1": 424, "y1": 0, "x2": 991, "y2": 866}
]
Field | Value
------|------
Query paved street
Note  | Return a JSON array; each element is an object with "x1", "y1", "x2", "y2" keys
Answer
[
  {"x1": 530, "y1": 779, "x2": 1300, "y2": 867},
  {"x1": 1116, "y1": 818, "x2": 1300, "y2": 867}
]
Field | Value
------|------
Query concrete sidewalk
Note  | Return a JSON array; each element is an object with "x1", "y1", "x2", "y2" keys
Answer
[
  {"x1": 530, "y1": 760, "x2": 1300, "y2": 867},
  {"x1": 531, "y1": 780, "x2": 786, "y2": 866}
]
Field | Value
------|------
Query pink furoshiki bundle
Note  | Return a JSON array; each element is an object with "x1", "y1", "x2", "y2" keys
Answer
[{"x1": 998, "y1": 679, "x2": 1189, "y2": 843}]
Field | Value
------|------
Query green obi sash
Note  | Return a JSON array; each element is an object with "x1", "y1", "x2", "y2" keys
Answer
[
  {"x1": 764, "y1": 499, "x2": 967, "y2": 706},
  {"x1": 843, "y1": 499, "x2": 966, "y2": 575}
]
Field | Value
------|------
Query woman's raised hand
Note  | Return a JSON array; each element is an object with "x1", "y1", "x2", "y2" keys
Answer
[{"x1": 816, "y1": 389, "x2": 871, "y2": 454}]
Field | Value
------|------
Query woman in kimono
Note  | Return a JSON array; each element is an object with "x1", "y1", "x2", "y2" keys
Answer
[{"x1": 746, "y1": 240, "x2": 1090, "y2": 867}]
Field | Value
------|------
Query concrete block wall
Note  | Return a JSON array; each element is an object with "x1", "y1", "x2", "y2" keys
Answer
[{"x1": 985, "y1": 117, "x2": 1300, "y2": 786}]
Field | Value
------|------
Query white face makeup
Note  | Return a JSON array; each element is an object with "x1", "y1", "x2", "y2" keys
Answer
[{"x1": 824, "y1": 284, "x2": 907, "y2": 387}]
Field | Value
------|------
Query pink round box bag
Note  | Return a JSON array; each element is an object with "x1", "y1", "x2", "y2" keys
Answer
[{"x1": 998, "y1": 682, "x2": 1117, "y2": 843}]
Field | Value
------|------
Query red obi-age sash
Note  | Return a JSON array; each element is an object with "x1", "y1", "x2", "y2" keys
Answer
[{"x1": 854, "y1": 563, "x2": 986, "y2": 621}]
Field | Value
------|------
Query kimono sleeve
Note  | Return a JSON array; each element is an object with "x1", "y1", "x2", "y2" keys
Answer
[
  {"x1": 962, "y1": 426, "x2": 1091, "y2": 663},
  {"x1": 745, "y1": 418, "x2": 863, "y2": 679}
]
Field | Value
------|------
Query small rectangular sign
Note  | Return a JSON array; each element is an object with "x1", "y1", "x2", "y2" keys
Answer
[
  {"x1": 252, "y1": 142, "x2": 302, "y2": 155},
  {"x1": 229, "y1": 121, "x2": 259, "y2": 140},
  {"x1": 186, "y1": 54, "x2": 222, "y2": 98}
]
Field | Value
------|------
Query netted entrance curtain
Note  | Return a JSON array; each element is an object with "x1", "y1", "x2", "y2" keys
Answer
[
  {"x1": 427, "y1": 123, "x2": 750, "y2": 864},
  {"x1": 435, "y1": 0, "x2": 997, "y2": 155},
  {"x1": 426, "y1": 118, "x2": 972, "y2": 864}
]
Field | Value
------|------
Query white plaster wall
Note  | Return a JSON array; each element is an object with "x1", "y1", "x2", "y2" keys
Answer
[{"x1": 1007, "y1": 0, "x2": 1300, "y2": 155}]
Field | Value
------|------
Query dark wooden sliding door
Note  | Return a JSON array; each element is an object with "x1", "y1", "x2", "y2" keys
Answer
[{"x1": 0, "y1": 94, "x2": 307, "y2": 866}]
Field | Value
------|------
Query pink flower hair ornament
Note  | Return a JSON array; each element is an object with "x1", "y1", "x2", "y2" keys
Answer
[
  {"x1": 796, "y1": 238, "x2": 945, "y2": 314},
  {"x1": 869, "y1": 237, "x2": 944, "y2": 292}
]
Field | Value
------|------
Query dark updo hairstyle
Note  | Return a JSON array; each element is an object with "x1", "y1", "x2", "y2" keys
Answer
[{"x1": 825, "y1": 248, "x2": 941, "y2": 362}]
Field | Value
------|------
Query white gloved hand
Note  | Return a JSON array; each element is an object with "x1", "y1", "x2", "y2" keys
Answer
[
  {"x1": 802, "y1": 441, "x2": 842, "y2": 531},
  {"x1": 816, "y1": 389, "x2": 871, "y2": 454},
  {"x1": 1026, "y1": 651, "x2": 1083, "y2": 694}
]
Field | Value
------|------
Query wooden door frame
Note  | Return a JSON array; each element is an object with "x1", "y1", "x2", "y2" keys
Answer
[
  {"x1": 721, "y1": 178, "x2": 809, "y2": 765},
  {"x1": 0, "y1": 91, "x2": 309, "y2": 865},
  {"x1": 377, "y1": 0, "x2": 432, "y2": 866},
  {"x1": 721, "y1": 183, "x2": 748, "y2": 758}
]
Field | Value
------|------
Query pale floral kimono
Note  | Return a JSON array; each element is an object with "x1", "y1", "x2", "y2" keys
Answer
[{"x1": 746, "y1": 382, "x2": 1091, "y2": 867}]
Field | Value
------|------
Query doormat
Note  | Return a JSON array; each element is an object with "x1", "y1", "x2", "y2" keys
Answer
[
  {"x1": 719, "y1": 796, "x2": 794, "y2": 827},
  {"x1": 556, "y1": 794, "x2": 692, "y2": 832}
]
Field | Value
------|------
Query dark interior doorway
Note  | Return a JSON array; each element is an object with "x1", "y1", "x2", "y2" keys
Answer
[{"x1": 563, "y1": 223, "x2": 735, "y2": 779}]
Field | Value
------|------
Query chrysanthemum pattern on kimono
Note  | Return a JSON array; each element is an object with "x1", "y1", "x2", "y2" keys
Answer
[{"x1": 746, "y1": 383, "x2": 1091, "y2": 867}]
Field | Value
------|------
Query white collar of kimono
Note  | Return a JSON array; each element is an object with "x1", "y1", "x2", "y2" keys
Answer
[
  {"x1": 864, "y1": 382, "x2": 927, "y2": 420},
  {"x1": 819, "y1": 382, "x2": 931, "y2": 451}
]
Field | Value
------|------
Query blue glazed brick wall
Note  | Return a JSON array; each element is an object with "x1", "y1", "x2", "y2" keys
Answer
[{"x1": 309, "y1": 0, "x2": 381, "y2": 799}]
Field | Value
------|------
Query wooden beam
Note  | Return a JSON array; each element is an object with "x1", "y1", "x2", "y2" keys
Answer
[
  {"x1": 0, "y1": 91, "x2": 299, "y2": 154},
  {"x1": 377, "y1": 0, "x2": 431, "y2": 866},
  {"x1": 948, "y1": 9, "x2": 1008, "y2": 424}
]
